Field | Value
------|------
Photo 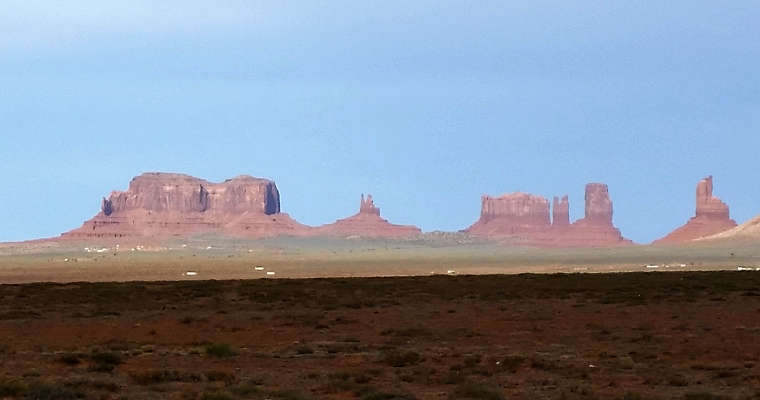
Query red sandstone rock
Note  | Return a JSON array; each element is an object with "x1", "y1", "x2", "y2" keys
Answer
[
  {"x1": 696, "y1": 176, "x2": 731, "y2": 219},
  {"x1": 315, "y1": 194, "x2": 421, "y2": 238},
  {"x1": 552, "y1": 196, "x2": 569, "y2": 227},
  {"x1": 468, "y1": 184, "x2": 631, "y2": 247},
  {"x1": 61, "y1": 172, "x2": 310, "y2": 240},
  {"x1": 359, "y1": 194, "x2": 381, "y2": 216},
  {"x1": 539, "y1": 183, "x2": 630, "y2": 246},
  {"x1": 580, "y1": 183, "x2": 613, "y2": 225},
  {"x1": 654, "y1": 176, "x2": 737, "y2": 244},
  {"x1": 466, "y1": 193, "x2": 550, "y2": 236}
]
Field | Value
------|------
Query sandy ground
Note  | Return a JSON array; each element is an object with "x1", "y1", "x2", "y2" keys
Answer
[
  {"x1": 1, "y1": 272, "x2": 759, "y2": 399},
  {"x1": 1, "y1": 238, "x2": 760, "y2": 399},
  {"x1": 1, "y1": 236, "x2": 759, "y2": 283}
]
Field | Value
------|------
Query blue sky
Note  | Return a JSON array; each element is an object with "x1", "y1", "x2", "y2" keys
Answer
[{"x1": 1, "y1": 1, "x2": 759, "y2": 243}]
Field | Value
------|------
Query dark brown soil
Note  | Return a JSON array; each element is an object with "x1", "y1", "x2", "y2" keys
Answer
[{"x1": 1, "y1": 272, "x2": 759, "y2": 399}]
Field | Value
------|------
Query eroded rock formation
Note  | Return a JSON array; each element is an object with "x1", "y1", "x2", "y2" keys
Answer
[
  {"x1": 467, "y1": 193, "x2": 551, "y2": 236},
  {"x1": 467, "y1": 183, "x2": 630, "y2": 246},
  {"x1": 580, "y1": 183, "x2": 613, "y2": 225},
  {"x1": 61, "y1": 172, "x2": 309, "y2": 240},
  {"x1": 654, "y1": 176, "x2": 737, "y2": 244},
  {"x1": 552, "y1": 196, "x2": 569, "y2": 227},
  {"x1": 315, "y1": 194, "x2": 421, "y2": 237},
  {"x1": 360, "y1": 194, "x2": 381, "y2": 215},
  {"x1": 696, "y1": 176, "x2": 731, "y2": 219},
  {"x1": 552, "y1": 183, "x2": 629, "y2": 246}
]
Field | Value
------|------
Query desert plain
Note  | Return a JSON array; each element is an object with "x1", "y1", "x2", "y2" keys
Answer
[{"x1": 1, "y1": 236, "x2": 760, "y2": 400}]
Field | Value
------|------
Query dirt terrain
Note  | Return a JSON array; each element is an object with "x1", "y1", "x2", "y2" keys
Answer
[
  {"x1": 1, "y1": 272, "x2": 760, "y2": 400},
  {"x1": 1, "y1": 236, "x2": 759, "y2": 283}
]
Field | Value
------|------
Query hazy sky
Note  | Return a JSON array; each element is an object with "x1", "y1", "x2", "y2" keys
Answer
[{"x1": 1, "y1": 1, "x2": 759, "y2": 243}]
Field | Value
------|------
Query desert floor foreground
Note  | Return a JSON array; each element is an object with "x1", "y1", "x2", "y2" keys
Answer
[
  {"x1": 1, "y1": 236, "x2": 759, "y2": 283},
  {"x1": 1, "y1": 272, "x2": 760, "y2": 399}
]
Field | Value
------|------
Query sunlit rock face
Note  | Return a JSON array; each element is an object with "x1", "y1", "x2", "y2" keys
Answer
[
  {"x1": 554, "y1": 183, "x2": 630, "y2": 246},
  {"x1": 579, "y1": 183, "x2": 613, "y2": 226},
  {"x1": 61, "y1": 172, "x2": 309, "y2": 240},
  {"x1": 467, "y1": 193, "x2": 551, "y2": 236},
  {"x1": 467, "y1": 183, "x2": 631, "y2": 247},
  {"x1": 654, "y1": 176, "x2": 737, "y2": 244},
  {"x1": 552, "y1": 196, "x2": 570, "y2": 227}
]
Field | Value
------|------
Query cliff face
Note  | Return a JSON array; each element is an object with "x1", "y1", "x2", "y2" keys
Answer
[
  {"x1": 467, "y1": 183, "x2": 631, "y2": 247},
  {"x1": 61, "y1": 173, "x2": 308, "y2": 239},
  {"x1": 101, "y1": 173, "x2": 280, "y2": 216},
  {"x1": 696, "y1": 176, "x2": 731, "y2": 219},
  {"x1": 580, "y1": 183, "x2": 613, "y2": 225},
  {"x1": 467, "y1": 193, "x2": 551, "y2": 236},
  {"x1": 315, "y1": 194, "x2": 421, "y2": 238},
  {"x1": 654, "y1": 176, "x2": 737, "y2": 244},
  {"x1": 555, "y1": 183, "x2": 629, "y2": 246},
  {"x1": 552, "y1": 196, "x2": 569, "y2": 227}
]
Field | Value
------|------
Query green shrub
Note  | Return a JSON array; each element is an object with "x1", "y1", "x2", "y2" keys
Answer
[
  {"x1": 57, "y1": 353, "x2": 82, "y2": 366},
  {"x1": 684, "y1": 393, "x2": 730, "y2": 400},
  {"x1": 295, "y1": 345, "x2": 315, "y2": 355},
  {"x1": 362, "y1": 391, "x2": 415, "y2": 400},
  {"x1": 0, "y1": 380, "x2": 25, "y2": 397},
  {"x1": 89, "y1": 350, "x2": 123, "y2": 372},
  {"x1": 380, "y1": 350, "x2": 421, "y2": 367},
  {"x1": 204, "y1": 370, "x2": 236, "y2": 383},
  {"x1": 91, "y1": 351, "x2": 122, "y2": 365},
  {"x1": 202, "y1": 392, "x2": 236, "y2": 400},
  {"x1": 205, "y1": 343, "x2": 238, "y2": 358},
  {"x1": 449, "y1": 382, "x2": 504, "y2": 400},
  {"x1": 24, "y1": 383, "x2": 84, "y2": 400},
  {"x1": 130, "y1": 370, "x2": 203, "y2": 385}
]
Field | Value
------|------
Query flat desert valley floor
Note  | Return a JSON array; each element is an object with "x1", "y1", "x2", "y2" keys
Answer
[
  {"x1": 1, "y1": 237, "x2": 760, "y2": 399},
  {"x1": 1, "y1": 236, "x2": 759, "y2": 283}
]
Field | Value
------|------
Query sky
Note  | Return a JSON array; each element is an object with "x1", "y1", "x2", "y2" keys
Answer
[{"x1": 1, "y1": 1, "x2": 759, "y2": 243}]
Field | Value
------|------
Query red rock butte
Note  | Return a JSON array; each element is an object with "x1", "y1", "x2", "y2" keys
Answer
[
  {"x1": 653, "y1": 176, "x2": 737, "y2": 244},
  {"x1": 61, "y1": 172, "x2": 309, "y2": 240},
  {"x1": 468, "y1": 193, "x2": 550, "y2": 236},
  {"x1": 467, "y1": 183, "x2": 631, "y2": 247},
  {"x1": 315, "y1": 194, "x2": 422, "y2": 238}
]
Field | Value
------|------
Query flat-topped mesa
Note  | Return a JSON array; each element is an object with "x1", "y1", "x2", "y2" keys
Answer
[
  {"x1": 552, "y1": 196, "x2": 569, "y2": 227},
  {"x1": 654, "y1": 176, "x2": 737, "y2": 244},
  {"x1": 61, "y1": 172, "x2": 309, "y2": 240},
  {"x1": 467, "y1": 193, "x2": 550, "y2": 236},
  {"x1": 316, "y1": 194, "x2": 421, "y2": 237},
  {"x1": 102, "y1": 173, "x2": 280, "y2": 216}
]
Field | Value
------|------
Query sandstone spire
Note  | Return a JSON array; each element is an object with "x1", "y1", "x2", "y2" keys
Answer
[
  {"x1": 552, "y1": 196, "x2": 569, "y2": 227},
  {"x1": 654, "y1": 176, "x2": 737, "y2": 244},
  {"x1": 360, "y1": 194, "x2": 380, "y2": 215},
  {"x1": 583, "y1": 183, "x2": 613, "y2": 225}
]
